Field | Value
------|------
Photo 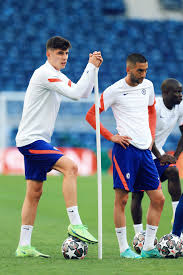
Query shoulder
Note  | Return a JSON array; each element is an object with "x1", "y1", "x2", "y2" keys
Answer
[
  {"x1": 31, "y1": 63, "x2": 59, "y2": 83},
  {"x1": 177, "y1": 101, "x2": 183, "y2": 116},
  {"x1": 31, "y1": 63, "x2": 49, "y2": 80},
  {"x1": 142, "y1": 79, "x2": 154, "y2": 89},
  {"x1": 104, "y1": 79, "x2": 123, "y2": 93}
]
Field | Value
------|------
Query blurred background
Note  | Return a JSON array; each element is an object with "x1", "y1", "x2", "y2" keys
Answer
[{"x1": 0, "y1": 0, "x2": 183, "y2": 174}]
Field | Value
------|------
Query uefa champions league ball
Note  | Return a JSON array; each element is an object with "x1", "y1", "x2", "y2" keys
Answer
[
  {"x1": 62, "y1": 236, "x2": 88, "y2": 259},
  {"x1": 157, "y1": 233, "x2": 182, "y2": 258},
  {"x1": 133, "y1": 230, "x2": 158, "y2": 254}
]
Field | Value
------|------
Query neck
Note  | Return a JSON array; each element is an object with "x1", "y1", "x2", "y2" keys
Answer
[{"x1": 125, "y1": 76, "x2": 138, "y2": 87}]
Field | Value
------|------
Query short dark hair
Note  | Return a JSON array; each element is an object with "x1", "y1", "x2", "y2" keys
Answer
[
  {"x1": 126, "y1": 53, "x2": 147, "y2": 65},
  {"x1": 46, "y1": 36, "x2": 71, "y2": 51},
  {"x1": 161, "y1": 78, "x2": 182, "y2": 93}
]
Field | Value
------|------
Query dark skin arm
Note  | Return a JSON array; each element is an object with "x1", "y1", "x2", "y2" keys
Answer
[
  {"x1": 174, "y1": 125, "x2": 183, "y2": 160},
  {"x1": 152, "y1": 125, "x2": 183, "y2": 164},
  {"x1": 152, "y1": 143, "x2": 177, "y2": 165}
]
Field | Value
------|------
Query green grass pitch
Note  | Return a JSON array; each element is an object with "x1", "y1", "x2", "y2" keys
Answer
[{"x1": 1, "y1": 174, "x2": 183, "y2": 275}]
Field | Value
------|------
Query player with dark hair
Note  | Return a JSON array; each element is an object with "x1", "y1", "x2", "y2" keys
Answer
[
  {"x1": 15, "y1": 36, "x2": 103, "y2": 257},
  {"x1": 131, "y1": 78, "x2": 183, "y2": 235},
  {"x1": 86, "y1": 53, "x2": 165, "y2": 258}
]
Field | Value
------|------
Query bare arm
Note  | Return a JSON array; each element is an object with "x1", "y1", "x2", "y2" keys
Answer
[
  {"x1": 174, "y1": 125, "x2": 183, "y2": 160},
  {"x1": 152, "y1": 143, "x2": 177, "y2": 165}
]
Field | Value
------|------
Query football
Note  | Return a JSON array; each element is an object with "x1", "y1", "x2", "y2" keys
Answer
[
  {"x1": 157, "y1": 233, "x2": 182, "y2": 258},
  {"x1": 133, "y1": 230, "x2": 158, "y2": 254},
  {"x1": 62, "y1": 236, "x2": 88, "y2": 259}
]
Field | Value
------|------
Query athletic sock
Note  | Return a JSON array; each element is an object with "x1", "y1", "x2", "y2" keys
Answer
[
  {"x1": 115, "y1": 227, "x2": 129, "y2": 253},
  {"x1": 172, "y1": 201, "x2": 179, "y2": 220},
  {"x1": 172, "y1": 194, "x2": 183, "y2": 237},
  {"x1": 143, "y1": 224, "x2": 158, "y2": 251},
  {"x1": 67, "y1": 206, "x2": 82, "y2": 225},
  {"x1": 19, "y1": 225, "x2": 33, "y2": 247},
  {"x1": 133, "y1": 224, "x2": 143, "y2": 234}
]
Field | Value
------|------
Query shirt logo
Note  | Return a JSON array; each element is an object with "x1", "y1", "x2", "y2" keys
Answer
[
  {"x1": 126, "y1": 173, "x2": 130, "y2": 179},
  {"x1": 141, "y1": 89, "x2": 146, "y2": 95},
  {"x1": 123, "y1": 93, "x2": 128, "y2": 96}
]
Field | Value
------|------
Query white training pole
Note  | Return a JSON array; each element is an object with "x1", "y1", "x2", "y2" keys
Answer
[{"x1": 94, "y1": 68, "x2": 102, "y2": 259}]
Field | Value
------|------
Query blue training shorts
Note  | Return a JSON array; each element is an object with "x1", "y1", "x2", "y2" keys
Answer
[
  {"x1": 18, "y1": 140, "x2": 64, "y2": 181},
  {"x1": 112, "y1": 143, "x2": 161, "y2": 192}
]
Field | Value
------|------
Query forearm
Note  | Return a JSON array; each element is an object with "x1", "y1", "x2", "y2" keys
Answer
[
  {"x1": 86, "y1": 104, "x2": 113, "y2": 141},
  {"x1": 47, "y1": 63, "x2": 96, "y2": 100},
  {"x1": 148, "y1": 103, "x2": 156, "y2": 140},
  {"x1": 174, "y1": 136, "x2": 183, "y2": 160},
  {"x1": 152, "y1": 143, "x2": 161, "y2": 159}
]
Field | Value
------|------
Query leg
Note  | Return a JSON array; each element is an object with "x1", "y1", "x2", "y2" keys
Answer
[
  {"x1": 21, "y1": 180, "x2": 43, "y2": 225},
  {"x1": 145, "y1": 189, "x2": 165, "y2": 226},
  {"x1": 162, "y1": 166, "x2": 181, "y2": 222},
  {"x1": 114, "y1": 188, "x2": 129, "y2": 228},
  {"x1": 141, "y1": 189, "x2": 165, "y2": 257},
  {"x1": 114, "y1": 189, "x2": 141, "y2": 259},
  {"x1": 53, "y1": 156, "x2": 97, "y2": 243},
  {"x1": 131, "y1": 192, "x2": 144, "y2": 233},
  {"x1": 172, "y1": 194, "x2": 183, "y2": 237},
  {"x1": 16, "y1": 180, "x2": 49, "y2": 258},
  {"x1": 162, "y1": 166, "x2": 181, "y2": 202},
  {"x1": 53, "y1": 156, "x2": 78, "y2": 208}
]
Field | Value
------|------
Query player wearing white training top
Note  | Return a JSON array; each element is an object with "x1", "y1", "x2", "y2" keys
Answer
[
  {"x1": 131, "y1": 78, "x2": 183, "y2": 234},
  {"x1": 86, "y1": 53, "x2": 165, "y2": 258},
  {"x1": 15, "y1": 36, "x2": 103, "y2": 258}
]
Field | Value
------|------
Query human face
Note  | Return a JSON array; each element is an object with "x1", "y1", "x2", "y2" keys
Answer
[
  {"x1": 127, "y1": 62, "x2": 148, "y2": 86},
  {"x1": 46, "y1": 48, "x2": 69, "y2": 70},
  {"x1": 169, "y1": 85, "x2": 182, "y2": 105}
]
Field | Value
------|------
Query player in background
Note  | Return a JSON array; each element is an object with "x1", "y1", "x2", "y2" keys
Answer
[
  {"x1": 86, "y1": 53, "x2": 165, "y2": 258},
  {"x1": 131, "y1": 78, "x2": 183, "y2": 235},
  {"x1": 15, "y1": 36, "x2": 103, "y2": 258}
]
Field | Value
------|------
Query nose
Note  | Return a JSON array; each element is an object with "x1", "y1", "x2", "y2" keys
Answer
[{"x1": 142, "y1": 71, "x2": 146, "y2": 78}]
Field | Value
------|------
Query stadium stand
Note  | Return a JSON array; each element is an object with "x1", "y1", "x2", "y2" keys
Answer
[
  {"x1": 160, "y1": 0, "x2": 183, "y2": 10},
  {"x1": 1, "y1": 0, "x2": 183, "y2": 151}
]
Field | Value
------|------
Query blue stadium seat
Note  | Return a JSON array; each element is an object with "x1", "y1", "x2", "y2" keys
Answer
[
  {"x1": 1, "y1": 0, "x2": 183, "y2": 151},
  {"x1": 160, "y1": 0, "x2": 183, "y2": 10}
]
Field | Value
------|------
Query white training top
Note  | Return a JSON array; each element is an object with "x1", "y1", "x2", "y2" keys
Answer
[
  {"x1": 152, "y1": 96, "x2": 183, "y2": 158},
  {"x1": 102, "y1": 78, "x2": 155, "y2": 150},
  {"x1": 16, "y1": 61, "x2": 96, "y2": 147}
]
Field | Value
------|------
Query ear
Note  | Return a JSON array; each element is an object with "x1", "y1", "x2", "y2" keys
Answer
[
  {"x1": 46, "y1": 50, "x2": 51, "y2": 58},
  {"x1": 126, "y1": 65, "x2": 130, "y2": 74}
]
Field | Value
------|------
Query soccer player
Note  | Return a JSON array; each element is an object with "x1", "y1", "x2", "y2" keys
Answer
[
  {"x1": 131, "y1": 78, "x2": 183, "y2": 235},
  {"x1": 15, "y1": 36, "x2": 103, "y2": 258},
  {"x1": 86, "y1": 53, "x2": 165, "y2": 258}
]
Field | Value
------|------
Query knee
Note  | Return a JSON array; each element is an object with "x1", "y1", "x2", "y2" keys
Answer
[
  {"x1": 167, "y1": 166, "x2": 179, "y2": 179},
  {"x1": 153, "y1": 194, "x2": 165, "y2": 209},
  {"x1": 28, "y1": 188, "x2": 43, "y2": 202},
  {"x1": 115, "y1": 193, "x2": 128, "y2": 209},
  {"x1": 65, "y1": 161, "x2": 78, "y2": 177},
  {"x1": 34, "y1": 189, "x2": 43, "y2": 201},
  {"x1": 132, "y1": 191, "x2": 144, "y2": 202}
]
